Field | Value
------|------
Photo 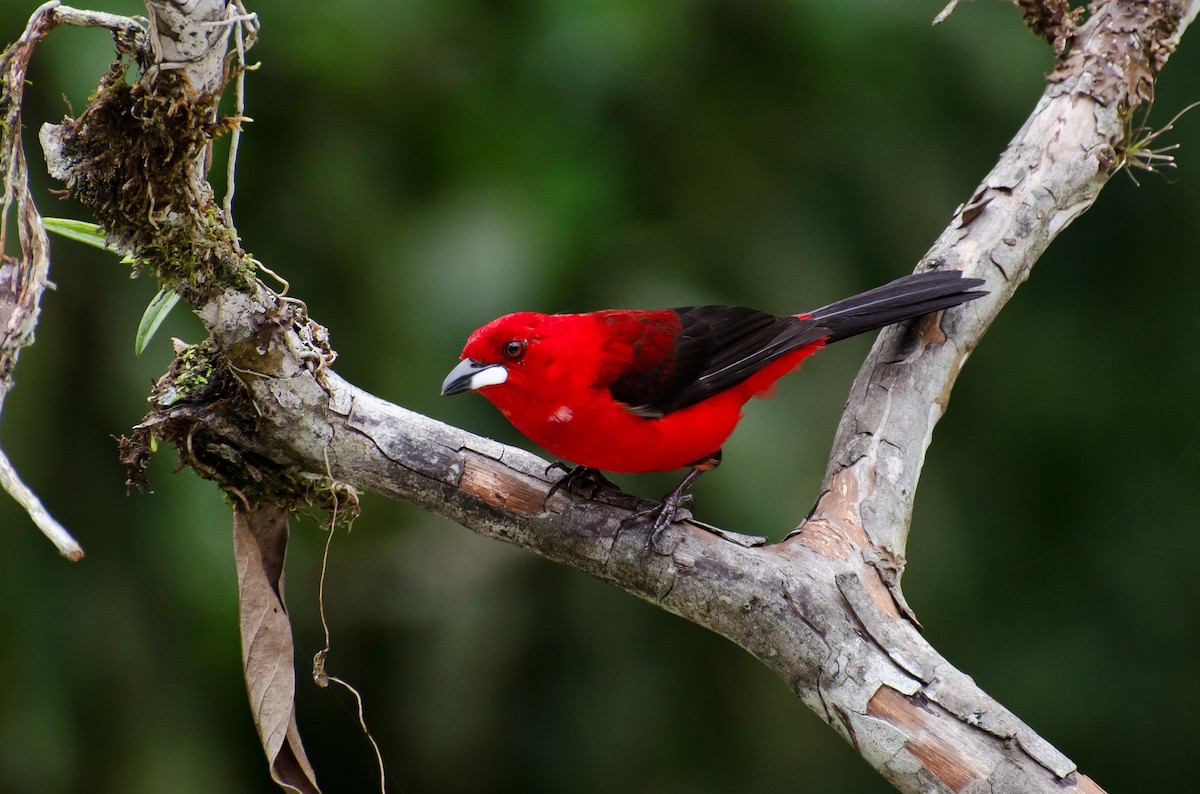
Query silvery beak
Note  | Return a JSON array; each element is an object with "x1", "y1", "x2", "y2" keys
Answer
[{"x1": 441, "y1": 358, "x2": 509, "y2": 396}]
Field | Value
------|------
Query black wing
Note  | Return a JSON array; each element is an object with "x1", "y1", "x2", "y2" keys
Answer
[
  {"x1": 608, "y1": 271, "x2": 986, "y2": 418},
  {"x1": 609, "y1": 306, "x2": 824, "y2": 417}
]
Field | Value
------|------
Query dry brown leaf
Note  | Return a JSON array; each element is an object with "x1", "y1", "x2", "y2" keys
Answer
[{"x1": 234, "y1": 505, "x2": 321, "y2": 794}]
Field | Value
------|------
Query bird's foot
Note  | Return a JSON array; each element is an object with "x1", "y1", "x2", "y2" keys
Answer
[
  {"x1": 544, "y1": 464, "x2": 617, "y2": 506},
  {"x1": 624, "y1": 468, "x2": 704, "y2": 550},
  {"x1": 627, "y1": 491, "x2": 693, "y2": 543}
]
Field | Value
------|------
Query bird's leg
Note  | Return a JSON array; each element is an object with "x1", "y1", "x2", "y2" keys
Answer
[
  {"x1": 646, "y1": 468, "x2": 704, "y2": 532},
  {"x1": 544, "y1": 463, "x2": 618, "y2": 506},
  {"x1": 628, "y1": 450, "x2": 722, "y2": 544}
]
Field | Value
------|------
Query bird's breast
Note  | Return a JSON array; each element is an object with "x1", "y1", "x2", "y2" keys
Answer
[{"x1": 491, "y1": 387, "x2": 743, "y2": 474}]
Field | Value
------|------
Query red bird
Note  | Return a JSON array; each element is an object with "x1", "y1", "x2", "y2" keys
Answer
[{"x1": 443, "y1": 270, "x2": 985, "y2": 530}]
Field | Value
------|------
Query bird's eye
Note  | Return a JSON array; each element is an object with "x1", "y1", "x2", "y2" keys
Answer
[{"x1": 502, "y1": 339, "x2": 527, "y2": 361}]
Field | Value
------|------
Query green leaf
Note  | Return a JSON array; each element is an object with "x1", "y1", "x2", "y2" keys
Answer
[
  {"x1": 45, "y1": 218, "x2": 180, "y2": 355},
  {"x1": 43, "y1": 217, "x2": 136, "y2": 263},
  {"x1": 42, "y1": 218, "x2": 115, "y2": 251},
  {"x1": 135, "y1": 289, "x2": 182, "y2": 356}
]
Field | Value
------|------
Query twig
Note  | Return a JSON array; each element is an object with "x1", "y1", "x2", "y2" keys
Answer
[
  {"x1": 0, "y1": 447, "x2": 82, "y2": 560},
  {"x1": 222, "y1": 1, "x2": 260, "y2": 228}
]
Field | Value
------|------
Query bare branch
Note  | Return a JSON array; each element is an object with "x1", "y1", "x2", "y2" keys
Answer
[
  {"x1": 0, "y1": 447, "x2": 83, "y2": 560},
  {"x1": 144, "y1": 0, "x2": 234, "y2": 96},
  {"x1": 810, "y1": 0, "x2": 1199, "y2": 561}
]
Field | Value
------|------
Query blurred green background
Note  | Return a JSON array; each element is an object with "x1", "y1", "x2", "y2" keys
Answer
[{"x1": 3, "y1": 1, "x2": 1199, "y2": 791}]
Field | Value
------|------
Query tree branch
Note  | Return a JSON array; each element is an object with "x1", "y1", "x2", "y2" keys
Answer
[
  {"x1": 6, "y1": 0, "x2": 1197, "y2": 790},
  {"x1": 808, "y1": 0, "x2": 1199, "y2": 581}
]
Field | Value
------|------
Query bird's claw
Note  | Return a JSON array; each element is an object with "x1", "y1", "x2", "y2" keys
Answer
[
  {"x1": 627, "y1": 491, "x2": 693, "y2": 549},
  {"x1": 544, "y1": 460, "x2": 573, "y2": 478},
  {"x1": 545, "y1": 464, "x2": 617, "y2": 506}
]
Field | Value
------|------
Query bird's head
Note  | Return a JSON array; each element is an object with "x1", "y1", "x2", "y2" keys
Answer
[{"x1": 441, "y1": 311, "x2": 553, "y2": 399}]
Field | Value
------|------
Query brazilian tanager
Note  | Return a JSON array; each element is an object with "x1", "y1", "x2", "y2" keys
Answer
[{"x1": 443, "y1": 270, "x2": 985, "y2": 530}]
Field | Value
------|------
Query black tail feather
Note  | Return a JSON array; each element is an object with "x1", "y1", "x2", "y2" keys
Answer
[{"x1": 809, "y1": 271, "x2": 986, "y2": 344}]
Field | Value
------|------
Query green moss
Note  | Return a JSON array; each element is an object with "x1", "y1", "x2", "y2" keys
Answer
[
  {"x1": 50, "y1": 60, "x2": 256, "y2": 302},
  {"x1": 156, "y1": 340, "x2": 216, "y2": 407},
  {"x1": 119, "y1": 339, "x2": 357, "y2": 527}
]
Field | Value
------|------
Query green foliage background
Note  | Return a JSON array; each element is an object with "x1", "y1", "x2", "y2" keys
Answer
[{"x1": 3, "y1": 1, "x2": 1199, "y2": 791}]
